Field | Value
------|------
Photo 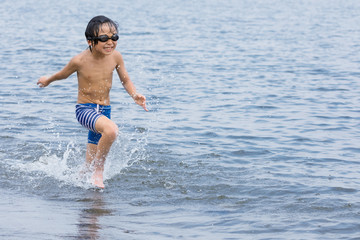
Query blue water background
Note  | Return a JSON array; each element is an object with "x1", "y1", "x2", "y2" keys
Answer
[{"x1": 1, "y1": 0, "x2": 360, "y2": 239}]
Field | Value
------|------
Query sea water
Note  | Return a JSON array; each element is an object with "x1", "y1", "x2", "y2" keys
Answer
[{"x1": 1, "y1": 0, "x2": 360, "y2": 239}]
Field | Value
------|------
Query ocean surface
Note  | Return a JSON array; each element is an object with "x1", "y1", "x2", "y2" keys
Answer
[{"x1": 1, "y1": 0, "x2": 360, "y2": 239}]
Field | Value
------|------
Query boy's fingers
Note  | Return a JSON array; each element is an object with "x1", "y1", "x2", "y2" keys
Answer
[
  {"x1": 139, "y1": 101, "x2": 148, "y2": 111},
  {"x1": 141, "y1": 98, "x2": 148, "y2": 111},
  {"x1": 37, "y1": 82, "x2": 46, "y2": 88}
]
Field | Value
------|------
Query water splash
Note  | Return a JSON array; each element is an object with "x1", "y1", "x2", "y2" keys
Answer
[
  {"x1": 11, "y1": 128, "x2": 148, "y2": 190},
  {"x1": 13, "y1": 141, "x2": 90, "y2": 189},
  {"x1": 105, "y1": 128, "x2": 149, "y2": 180}
]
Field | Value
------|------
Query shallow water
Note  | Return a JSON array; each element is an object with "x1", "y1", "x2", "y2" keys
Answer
[{"x1": 1, "y1": 0, "x2": 360, "y2": 239}]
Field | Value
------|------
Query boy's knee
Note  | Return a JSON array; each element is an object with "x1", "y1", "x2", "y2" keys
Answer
[{"x1": 103, "y1": 123, "x2": 118, "y2": 140}]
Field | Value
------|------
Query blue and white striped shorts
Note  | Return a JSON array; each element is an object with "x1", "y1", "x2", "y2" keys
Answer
[{"x1": 75, "y1": 103, "x2": 111, "y2": 144}]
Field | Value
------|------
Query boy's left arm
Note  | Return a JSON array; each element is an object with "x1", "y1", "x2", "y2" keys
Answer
[{"x1": 115, "y1": 52, "x2": 148, "y2": 111}]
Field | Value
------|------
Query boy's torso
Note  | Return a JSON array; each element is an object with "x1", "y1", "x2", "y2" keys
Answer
[{"x1": 76, "y1": 50, "x2": 118, "y2": 105}]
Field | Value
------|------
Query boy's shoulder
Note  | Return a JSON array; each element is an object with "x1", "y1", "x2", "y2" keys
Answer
[
  {"x1": 112, "y1": 50, "x2": 124, "y2": 62},
  {"x1": 69, "y1": 50, "x2": 89, "y2": 67},
  {"x1": 112, "y1": 49, "x2": 121, "y2": 57},
  {"x1": 72, "y1": 50, "x2": 87, "y2": 61}
]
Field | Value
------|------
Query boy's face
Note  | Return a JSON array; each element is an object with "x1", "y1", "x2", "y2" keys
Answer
[{"x1": 89, "y1": 24, "x2": 118, "y2": 55}]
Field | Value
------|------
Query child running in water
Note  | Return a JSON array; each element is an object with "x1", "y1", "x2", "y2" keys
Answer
[{"x1": 37, "y1": 15, "x2": 148, "y2": 188}]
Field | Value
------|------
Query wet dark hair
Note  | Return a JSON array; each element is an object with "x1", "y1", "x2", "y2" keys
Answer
[{"x1": 85, "y1": 15, "x2": 118, "y2": 51}]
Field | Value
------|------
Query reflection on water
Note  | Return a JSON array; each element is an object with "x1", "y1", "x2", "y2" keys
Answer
[{"x1": 76, "y1": 191, "x2": 112, "y2": 240}]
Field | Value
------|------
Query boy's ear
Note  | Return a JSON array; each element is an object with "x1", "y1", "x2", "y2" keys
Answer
[{"x1": 86, "y1": 37, "x2": 93, "y2": 46}]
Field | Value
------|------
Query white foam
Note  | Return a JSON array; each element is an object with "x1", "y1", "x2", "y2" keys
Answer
[
  {"x1": 15, "y1": 141, "x2": 92, "y2": 189},
  {"x1": 12, "y1": 131, "x2": 148, "y2": 189}
]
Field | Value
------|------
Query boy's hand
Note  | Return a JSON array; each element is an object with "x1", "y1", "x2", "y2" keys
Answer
[
  {"x1": 37, "y1": 76, "x2": 50, "y2": 88},
  {"x1": 132, "y1": 93, "x2": 148, "y2": 111}
]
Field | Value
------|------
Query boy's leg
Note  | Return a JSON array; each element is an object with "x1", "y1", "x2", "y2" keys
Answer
[
  {"x1": 91, "y1": 115, "x2": 118, "y2": 188},
  {"x1": 86, "y1": 143, "x2": 97, "y2": 166}
]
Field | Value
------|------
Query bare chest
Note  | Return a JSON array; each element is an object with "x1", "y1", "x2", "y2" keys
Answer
[{"x1": 79, "y1": 60, "x2": 116, "y2": 82}]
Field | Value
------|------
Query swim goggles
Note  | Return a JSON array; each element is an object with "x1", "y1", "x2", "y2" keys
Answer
[{"x1": 93, "y1": 34, "x2": 119, "y2": 42}]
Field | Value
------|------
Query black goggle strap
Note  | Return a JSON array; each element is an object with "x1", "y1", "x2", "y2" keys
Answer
[{"x1": 86, "y1": 36, "x2": 94, "y2": 51}]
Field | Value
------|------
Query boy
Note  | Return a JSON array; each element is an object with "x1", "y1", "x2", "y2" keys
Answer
[{"x1": 37, "y1": 15, "x2": 148, "y2": 188}]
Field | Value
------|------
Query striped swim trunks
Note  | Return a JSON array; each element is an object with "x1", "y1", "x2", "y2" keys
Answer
[{"x1": 75, "y1": 103, "x2": 111, "y2": 144}]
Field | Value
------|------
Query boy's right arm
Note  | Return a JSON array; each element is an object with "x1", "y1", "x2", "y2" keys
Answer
[{"x1": 37, "y1": 56, "x2": 79, "y2": 88}]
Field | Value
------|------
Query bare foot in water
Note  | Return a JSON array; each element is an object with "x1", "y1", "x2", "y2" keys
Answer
[{"x1": 91, "y1": 169, "x2": 105, "y2": 189}]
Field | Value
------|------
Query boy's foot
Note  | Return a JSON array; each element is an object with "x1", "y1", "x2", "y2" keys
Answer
[{"x1": 91, "y1": 170, "x2": 105, "y2": 189}]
